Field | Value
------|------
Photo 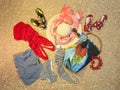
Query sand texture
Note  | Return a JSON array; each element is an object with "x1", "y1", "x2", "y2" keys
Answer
[{"x1": 0, "y1": 0, "x2": 120, "y2": 90}]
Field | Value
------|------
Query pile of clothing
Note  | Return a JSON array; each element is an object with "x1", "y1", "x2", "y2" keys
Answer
[{"x1": 13, "y1": 5, "x2": 107, "y2": 85}]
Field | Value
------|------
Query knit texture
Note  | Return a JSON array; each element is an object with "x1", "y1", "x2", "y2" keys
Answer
[{"x1": 55, "y1": 47, "x2": 74, "y2": 83}]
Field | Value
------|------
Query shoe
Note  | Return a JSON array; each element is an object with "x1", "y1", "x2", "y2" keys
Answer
[
  {"x1": 35, "y1": 8, "x2": 44, "y2": 17},
  {"x1": 31, "y1": 18, "x2": 40, "y2": 27},
  {"x1": 84, "y1": 14, "x2": 93, "y2": 32},
  {"x1": 99, "y1": 15, "x2": 107, "y2": 24},
  {"x1": 31, "y1": 18, "x2": 46, "y2": 29},
  {"x1": 93, "y1": 21, "x2": 102, "y2": 30},
  {"x1": 35, "y1": 8, "x2": 47, "y2": 28},
  {"x1": 39, "y1": 23, "x2": 46, "y2": 29},
  {"x1": 93, "y1": 15, "x2": 108, "y2": 30}
]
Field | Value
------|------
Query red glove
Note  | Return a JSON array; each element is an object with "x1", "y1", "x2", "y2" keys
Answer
[{"x1": 14, "y1": 22, "x2": 55, "y2": 60}]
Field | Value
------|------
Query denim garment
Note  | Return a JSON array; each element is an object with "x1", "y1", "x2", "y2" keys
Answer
[
  {"x1": 13, "y1": 49, "x2": 41, "y2": 85},
  {"x1": 13, "y1": 49, "x2": 57, "y2": 85}
]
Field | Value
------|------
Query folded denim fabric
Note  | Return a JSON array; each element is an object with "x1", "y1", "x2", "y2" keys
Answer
[{"x1": 13, "y1": 49, "x2": 42, "y2": 85}]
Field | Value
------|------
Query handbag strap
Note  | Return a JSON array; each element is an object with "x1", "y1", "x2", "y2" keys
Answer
[{"x1": 85, "y1": 32, "x2": 103, "y2": 53}]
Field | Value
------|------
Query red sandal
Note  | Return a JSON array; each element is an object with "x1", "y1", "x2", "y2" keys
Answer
[
  {"x1": 84, "y1": 14, "x2": 93, "y2": 32},
  {"x1": 93, "y1": 15, "x2": 108, "y2": 30}
]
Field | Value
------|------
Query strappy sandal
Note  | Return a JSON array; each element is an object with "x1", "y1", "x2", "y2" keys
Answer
[
  {"x1": 31, "y1": 18, "x2": 46, "y2": 28},
  {"x1": 84, "y1": 14, "x2": 93, "y2": 32},
  {"x1": 93, "y1": 15, "x2": 108, "y2": 30},
  {"x1": 31, "y1": 8, "x2": 47, "y2": 29},
  {"x1": 35, "y1": 8, "x2": 47, "y2": 25}
]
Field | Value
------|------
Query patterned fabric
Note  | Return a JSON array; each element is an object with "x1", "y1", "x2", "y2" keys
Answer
[{"x1": 64, "y1": 33, "x2": 100, "y2": 73}]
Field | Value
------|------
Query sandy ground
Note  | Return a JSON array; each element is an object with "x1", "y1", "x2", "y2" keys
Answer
[{"x1": 0, "y1": 0, "x2": 120, "y2": 90}]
